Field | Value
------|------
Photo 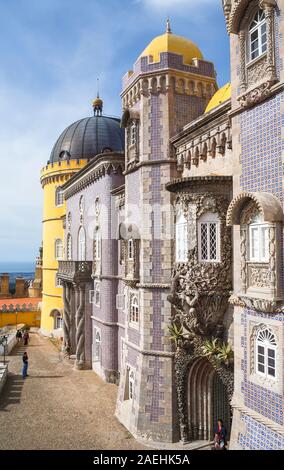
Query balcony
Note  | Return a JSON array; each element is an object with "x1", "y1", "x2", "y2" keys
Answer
[{"x1": 58, "y1": 261, "x2": 93, "y2": 283}]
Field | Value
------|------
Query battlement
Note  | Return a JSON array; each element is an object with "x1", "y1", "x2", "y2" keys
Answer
[{"x1": 40, "y1": 159, "x2": 88, "y2": 187}]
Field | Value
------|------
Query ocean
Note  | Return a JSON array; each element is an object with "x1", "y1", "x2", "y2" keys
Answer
[{"x1": 0, "y1": 262, "x2": 35, "y2": 293}]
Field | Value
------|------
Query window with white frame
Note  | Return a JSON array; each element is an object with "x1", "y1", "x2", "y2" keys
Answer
[
  {"x1": 130, "y1": 121, "x2": 137, "y2": 146},
  {"x1": 55, "y1": 187, "x2": 64, "y2": 207},
  {"x1": 55, "y1": 239, "x2": 63, "y2": 260},
  {"x1": 255, "y1": 328, "x2": 277, "y2": 379},
  {"x1": 249, "y1": 215, "x2": 269, "y2": 262},
  {"x1": 95, "y1": 228, "x2": 101, "y2": 260},
  {"x1": 128, "y1": 238, "x2": 134, "y2": 260},
  {"x1": 94, "y1": 282, "x2": 100, "y2": 307},
  {"x1": 198, "y1": 212, "x2": 220, "y2": 262},
  {"x1": 130, "y1": 295, "x2": 139, "y2": 324},
  {"x1": 78, "y1": 227, "x2": 86, "y2": 261},
  {"x1": 94, "y1": 330, "x2": 101, "y2": 362},
  {"x1": 55, "y1": 274, "x2": 62, "y2": 288},
  {"x1": 67, "y1": 233, "x2": 72, "y2": 260},
  {"x1": 55, "y1": 316, "x2": 63, "y2": 329},
  {"x1": 176, "y1": 211, "x2": 188, "y2": 262},
  {"x1": 249, "y1": 10, "x2": 267, "y2": 62}
]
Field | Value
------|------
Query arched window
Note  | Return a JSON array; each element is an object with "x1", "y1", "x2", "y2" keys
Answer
[
  {"x1": 249, "y1": 214, "x2": 269, "y2": 262},
  {"x1": 176, "y1": 211, "x2": 188, "y2": 262},
  {"x1": 249, "y1": 10, "x2": 267, "y2": 62},
  {"x1": 55, "y1": 239, "x2": 63, "y2": 260},
  {"x1": 55, "y1": 187, "x2": 64, "y2": 207},
  {"x1": 130, "y1": 296, "x2": 139, "y2": 323},
  {"x1": 95, "y1": 228, "x2": 101, "y2": 261},
  {"x1": 255, "y1": 328, "x2": 277, "y2": 379},
  {"x1": 128, "y1": 239, "x2": 134, "y2": 260},
  {"x1": 67, "y1": 233, "x2": 72, "y2": 261},
  {"x1": 198, "y1": 212, "x2": 220, "y2": 262},
  {"x1": 78, "y1": 227, "x2": 86, "y2": 261}
]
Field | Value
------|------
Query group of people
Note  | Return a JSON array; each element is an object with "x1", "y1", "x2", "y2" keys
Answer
[
  {"x1": 16, "y1": 329, "x2": 29, "y2": 346},
  {"x1": 16, "y1": 329, "x2": 30, "y2": 379}
]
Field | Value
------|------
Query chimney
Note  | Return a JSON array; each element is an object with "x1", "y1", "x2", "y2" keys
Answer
[
  {"x1": 15, "y1": 277, "x2": 26, "y2": 298},
  {"x1": 0, "y1": 273, "x2": 11, "y2": 298}
]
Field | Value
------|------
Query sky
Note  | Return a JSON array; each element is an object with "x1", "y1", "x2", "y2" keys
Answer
[{"x1": 0, "y1": 0, "x2": 230, "y2": 263}]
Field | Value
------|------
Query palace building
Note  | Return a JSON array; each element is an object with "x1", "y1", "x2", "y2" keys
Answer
[{"x1": 40, "y1": 1, "x2": 284, "y2": 449}]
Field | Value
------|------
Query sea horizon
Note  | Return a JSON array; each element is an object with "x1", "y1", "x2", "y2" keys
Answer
[{"x1": 0, "y1": 261, "x2": 35, "y2": 274}]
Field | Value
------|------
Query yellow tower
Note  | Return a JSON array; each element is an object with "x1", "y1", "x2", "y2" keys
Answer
[
  {"x1": 40, "y1": 97, "x2": 125, "y2": 335},
  {"x1": 40, "y1": 159, "x2": 87, "y2": 334}
]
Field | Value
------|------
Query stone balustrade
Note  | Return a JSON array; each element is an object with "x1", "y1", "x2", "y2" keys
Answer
[{"x1": 57, "y1": 261, "x2": 93, "y2": 283}]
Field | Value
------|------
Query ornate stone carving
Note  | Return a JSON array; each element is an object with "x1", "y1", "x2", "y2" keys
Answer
[
  {"x1": 239, "y1": 29, "x2": 247, "y2": 92},
  {"x1": 238, "y1": 79, "x2": 275, "y2": 108},
  {"x1": 169, "y1": 190, "x2": 233, "y2": 443},
  {"x1": 229, "y1": 293, "x2": 281, "y2": 313},
  {"x1": 240, "y1": 201, "x2": 260, "y2": 225},
  {"x1": 240, "y1": 226, "x2": 247, "y2": 293},
  {"x1": 269, "y1": 225, "x2": 277, "y2": 296},
  {"x1": 247, "y1": 55, "x2": 268, "y2": 88},
  {"x1": 249, "y1": 265, "x2": 271, "y2": 288},
  {"x1": 174, "y1": 339, "x2": 234, "y2": 443}
]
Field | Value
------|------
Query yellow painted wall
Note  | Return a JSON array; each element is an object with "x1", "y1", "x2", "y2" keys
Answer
[
  {"x1": 40, "y1": 160, "x2": 87, "y2": 334},
  {"x1": 0, "y1": 311, "x2": 41, "y2": 328}
]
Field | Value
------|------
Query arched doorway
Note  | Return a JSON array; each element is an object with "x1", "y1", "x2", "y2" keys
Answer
[{"x1": 187, "y1": 358, "x2": 231, "y2": 441}]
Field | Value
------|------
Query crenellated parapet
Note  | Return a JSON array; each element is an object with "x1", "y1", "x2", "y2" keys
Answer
[{"x1": 40, "y1": 159, "x2": 88, "y2": 188}]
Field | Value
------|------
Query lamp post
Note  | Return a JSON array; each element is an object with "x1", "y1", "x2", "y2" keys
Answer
[{"x1": 0, "y1": 335, "x2": 8, "y2": 365}]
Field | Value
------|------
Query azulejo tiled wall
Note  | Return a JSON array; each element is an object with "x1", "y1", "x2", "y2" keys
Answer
[
  {"x1": 238, "y1": 308, "x2": 284, "y2": 449},
  {"x1": 239, "y1": 414, "x2": 284, "y2": 450},
  {"x1": 240, "y1": 93, "x2": 284, "y2": 202}
]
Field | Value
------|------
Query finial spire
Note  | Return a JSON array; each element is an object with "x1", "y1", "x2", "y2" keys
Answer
[
  {"x1": 93, "y1": 78, "x2": 103, "y2": 116},
  {"x1": 166, "y1": 17, "x2": 172, "y2": 34},
  {"x1": 96, "y1": 77, "x2": 100, "y2": 98}
]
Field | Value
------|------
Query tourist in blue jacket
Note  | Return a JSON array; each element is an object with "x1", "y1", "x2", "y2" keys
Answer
[
  {"x1": 22, "y1": 352, "x2": 29, "y2": 379},
  {"x1": 213, "y1": 419, "x2": 227, "y2": 450}
]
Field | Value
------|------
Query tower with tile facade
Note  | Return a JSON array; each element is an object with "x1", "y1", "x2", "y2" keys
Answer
[
  {"x1": 115, "y1": 22, "x2": 218, "y2": 442},
  {"x1": 223, "y1": 0, "x2": 284, "y2": 449}
]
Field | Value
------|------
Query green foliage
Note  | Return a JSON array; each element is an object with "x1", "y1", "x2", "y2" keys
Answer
[
  {"x1": 201, "y1": 338, "x2": 221, "y2": 357},
  {"x1": 201, "y1": 338, "x2": 234, "y2": 366},
  {"x1": 168, "y1": 323, "x2": 186, "y2": 346},
  {"x1": 216, "y1": 342, "x2": 234, "y2": 366}
]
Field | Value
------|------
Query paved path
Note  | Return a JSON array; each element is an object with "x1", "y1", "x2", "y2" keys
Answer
[{"x1": 0, "y1": 333, "x2": 147, "y2": 450}]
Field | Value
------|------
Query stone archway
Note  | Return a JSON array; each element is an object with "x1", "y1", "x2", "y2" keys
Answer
[{"x1": 187, "y1": 357, "x2": 231, "y2": 442}]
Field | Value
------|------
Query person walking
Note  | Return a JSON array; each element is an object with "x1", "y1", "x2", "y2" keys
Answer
[
  {"x1": 212, "y1": 419, "x2": 227, "y2": 450},
  {"x1": 22, "y1": 352, "x2": 29, "y2": 379},
  {"x1": 23, "y1": 331, "x2": 29, "y2": 346},
  {"x1": 16, "y1": 330, "x2": 22, "y2": 343}
]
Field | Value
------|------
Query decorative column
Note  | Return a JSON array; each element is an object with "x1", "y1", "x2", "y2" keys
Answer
[
  {"x1": 239, "y1": 30, "x2": 247, "y2": 93},
  {"x1": 75, "y1": 283, "x2": 86, "y2": 370},
  {"x1": 240, "y1": 226, "x2": 247, "y2": 293},
  {"x1": 269, "y1": 224, "x2": 277, "y2": 299},
  {"x1": 263, "y1": 2, "x2": 277, "y2": 82},
  {"x1": 63, "y1": 282, "x2": 71, "y2": 351}
]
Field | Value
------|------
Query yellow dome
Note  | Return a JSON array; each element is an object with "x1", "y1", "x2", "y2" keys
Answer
[
  {"x1": 140, "y1": 29, "x2": 203, "y2": 65},
  {"x1": 205, "y1": 83, "x2": 231, "y2": 113}
]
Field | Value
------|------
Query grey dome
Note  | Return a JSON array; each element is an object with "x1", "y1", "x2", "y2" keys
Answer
[{"x1": 49, "y1": 115, "x2": 125, "y2": 163}]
